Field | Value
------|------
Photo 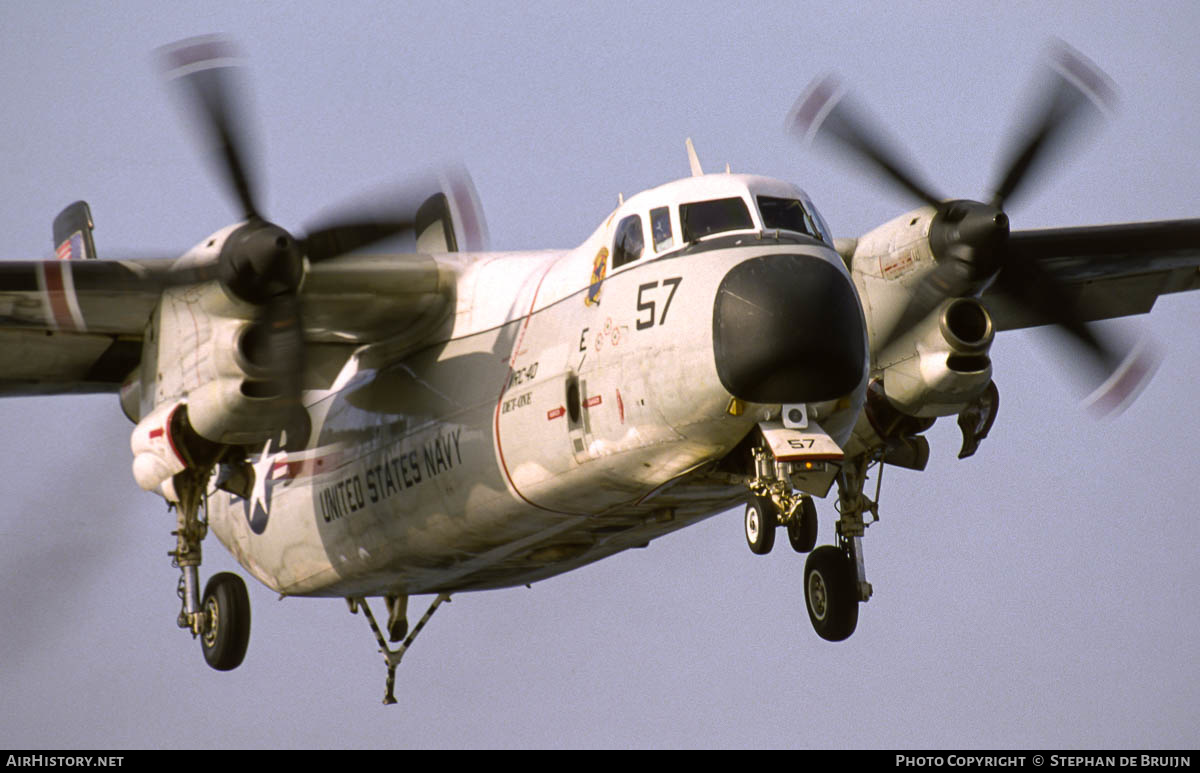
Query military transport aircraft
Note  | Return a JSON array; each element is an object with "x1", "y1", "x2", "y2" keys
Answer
[{"x1": 2, "y1": 37, "x2": 1197, "y2": 704}]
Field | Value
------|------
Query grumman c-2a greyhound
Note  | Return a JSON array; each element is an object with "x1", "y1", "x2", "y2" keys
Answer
[{"x1": 3, "y1": 38, "x2": 1198, "y2": 703}]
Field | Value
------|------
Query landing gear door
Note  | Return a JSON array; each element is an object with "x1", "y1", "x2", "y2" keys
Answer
[{"x1": 758, "y1": 419, "x2": 843, "y2": 497}]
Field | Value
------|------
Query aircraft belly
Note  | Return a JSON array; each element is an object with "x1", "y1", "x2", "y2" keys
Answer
[{"x1": 207, "y1": 474, "x2": 337, "y2": 595}]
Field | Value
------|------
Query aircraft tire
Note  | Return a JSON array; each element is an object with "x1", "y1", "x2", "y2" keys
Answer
[
  {"x1": 804, "y1": 546, "x2": 858, "y2": 641},
  {"x1": 201, "y1": 572, "x2": 251, "y2": 671},
  {"x1": 744, "y1": 495, "x2": 777, "y2": 555},
  {"x1": 786, "y1": 497, "x2": 818, "y2": 553}
]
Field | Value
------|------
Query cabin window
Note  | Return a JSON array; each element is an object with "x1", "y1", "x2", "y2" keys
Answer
[
  {"x1": 612, "y1": 214, "x2": 644, "y2": 268},
  {"x1": 650, "y1": 206, "x2": 674, "y2": 252},
  {"x1": 680, "y1": 197, "x2": 753, "y2": 242}
]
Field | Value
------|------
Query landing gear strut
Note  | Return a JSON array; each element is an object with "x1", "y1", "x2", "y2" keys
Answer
[
  {"x1": 802, "y1": 454, "x2": 881, "y2": 642},
  {"x1": 169, "y1": 467, "x2": 209, "y2": 637},
  {"x1": 168, "y1": 466, "x2": 252, "y2": 670}
]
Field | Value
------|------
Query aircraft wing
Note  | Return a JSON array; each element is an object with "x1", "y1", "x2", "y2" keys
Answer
[
  {"x1": 0, "y1": 259, "x2": 172, "y2": 396},
  {"x1": 982, "y1": 218, "x2": 1200, "y2": 330},
  {"x1": 0, "y1": 254, "x2": 456, "y2": 396}
]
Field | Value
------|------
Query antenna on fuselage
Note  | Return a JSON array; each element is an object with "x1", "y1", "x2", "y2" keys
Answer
[{"x1": 685, "y1": 137, "x2": 704, "y2": 177}]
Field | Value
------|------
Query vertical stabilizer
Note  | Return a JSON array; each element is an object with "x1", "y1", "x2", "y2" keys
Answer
[
  {"x1": 52, "y1": 201, "x2": 97, "y2": 260},
  {"x1": 414, "y1": 166, "x2": 491, "y2": 253}
]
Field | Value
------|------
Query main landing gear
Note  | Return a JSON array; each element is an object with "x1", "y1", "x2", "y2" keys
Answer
[
  {"x1": 169, "y1": 466, "x2": 252, "y2": 671},
  {"x1": 803, "y1": 545, "x2": 858, "y2": 642},
  {"x1": 200, "y1": 572, "x2": 251, "y2": 670},
  {"x1": 744, "y1": 447, "x2": 880, "y2": 642}
]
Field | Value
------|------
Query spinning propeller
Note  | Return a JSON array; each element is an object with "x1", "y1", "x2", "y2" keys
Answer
[
  {"x1": 159, "y1": 36, "x2": 428, "y2": 402},
  {"x1": 787, "y1": 42, "x2": 1154, "y2": 412}
]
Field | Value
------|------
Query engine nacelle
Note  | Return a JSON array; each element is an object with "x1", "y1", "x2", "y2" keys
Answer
[
  {"x1": 131, "y1": 402, "x2": 188, "y2": 499},
  {"x1": 879, "y1": 297, "x2": 995, "y2": 417},
  {"x1": 129, "y1": 401, "x2": 220, "y2": 501},
  {"x1": 846, "y1": 206, "x2": 938, "y2": 356},
  {"x1": 185, "y1": 313, "x2": 296, "y2": 444},
  {"x1": 142, "y1": 281, "x2": 297, "y2": 447},
  {"x1": 846, "y1": 206, "x2": 997, "y2": 418}
]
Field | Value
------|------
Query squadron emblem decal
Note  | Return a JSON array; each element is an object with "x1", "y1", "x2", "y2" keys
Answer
[{"x1": 586, "y1": 246, "x2": 607, "y2": 306}]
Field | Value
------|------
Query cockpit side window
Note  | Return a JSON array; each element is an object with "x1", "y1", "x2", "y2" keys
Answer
[
  {"x1": 758, "y1": 196, "x2": 820, "y2": 239},
  {"x1": 805, "y1": 199, "x2": 835, "y2": 245},
  {"x1": 612, "y1": 214, "x2": 644, "y2": 269},
  {"x1": 680, "y1": 197, "x2": 753, "y2": 242},
  {"x1": 650, "y1": 206, "x2": 673, "y2": 252}
]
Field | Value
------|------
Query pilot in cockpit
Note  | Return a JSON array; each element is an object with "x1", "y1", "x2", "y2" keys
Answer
[{"x1": 651, "y1": 206, "x2": 673, "y2": 252}]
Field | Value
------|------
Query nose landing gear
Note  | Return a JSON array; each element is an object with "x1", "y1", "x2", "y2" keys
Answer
[
  {"x1": 743, "y1": 441, "x2": 881, "y2": 642},
  {"x1": 744, "y1": 493, "x2": 818, "y2": 555},
  {"x1": 786, "y1": 496, "x2": 818, "y2": 553},
  {"x1": 743, "y1": 446, "x2": 820, "y2": 556},
  {"x1": 744, "y1": 494, "x2": 777, "y2": 554}
]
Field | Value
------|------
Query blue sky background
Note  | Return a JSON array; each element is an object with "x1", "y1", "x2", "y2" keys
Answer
[{"x1": 0, "y1": 1, "x2": 1197, "y2": 749}]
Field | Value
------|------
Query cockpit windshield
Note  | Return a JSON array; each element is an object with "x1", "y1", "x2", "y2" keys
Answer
[
  {"x1": 757, "y1": 196, "x2": 830, "y2": 243},
  {"x1": 680, "y1": 197, "x2": 754, "y2": 242}
]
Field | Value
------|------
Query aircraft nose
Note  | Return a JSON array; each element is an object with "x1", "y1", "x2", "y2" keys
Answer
[{"x1": 712, "y1": 254, "x2": 866, "y2": 404}]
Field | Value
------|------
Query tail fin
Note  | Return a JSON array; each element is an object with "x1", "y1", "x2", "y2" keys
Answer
[
  {"x1": 414, "y1": 166, "x2": 490, "y2": 253},
  {"x1": 52, "y1": 201, "x2": 97, "y2": 260}
]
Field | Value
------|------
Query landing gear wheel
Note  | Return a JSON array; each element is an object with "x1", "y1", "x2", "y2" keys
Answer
[
  {"x1": 744, "y1": 495, "x2": 777, "y2": 555},
  {"x1": 804, "y1": 546, "x2": 859, "y2": 641},
  {"x1": 786, "y1": 496, "x2": 818, "y2": 554},
  {"x1": 201, "y1": 572, "x2": 251, "y2": 671}
]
